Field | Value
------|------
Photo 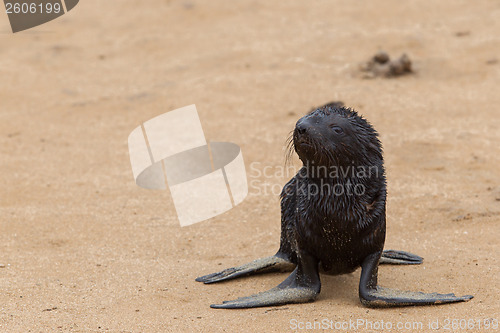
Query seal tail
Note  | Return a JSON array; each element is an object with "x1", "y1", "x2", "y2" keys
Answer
[{"x1": 379, "y1": 250, "x2": 423, "y2": 265}]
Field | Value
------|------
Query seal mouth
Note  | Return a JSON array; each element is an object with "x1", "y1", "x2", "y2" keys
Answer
[
  {"x1": 293, "y1": 136, "x2": 318, "y2": 164},
  {"x1": 294, "y1": 136, "x2": 314, "y2": 150},
  {"x1": 286, "y1": 129, "x2": 321, "y2": 167},
  {"x1": 296, "y1": 140, "x2": 312, "y2": 148}
]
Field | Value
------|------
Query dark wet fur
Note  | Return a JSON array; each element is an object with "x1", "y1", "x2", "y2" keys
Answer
[
  {"x1": 198, "y1": 103, "x2": 473, "y2": 309},
  {"x1": 280, "y1": 104, "x2": 386, "y2": 274}
]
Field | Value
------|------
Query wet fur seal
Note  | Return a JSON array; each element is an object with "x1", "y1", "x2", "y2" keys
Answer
[{"x1": 196, "y1": 103, "x2": 473, "y2": 308}]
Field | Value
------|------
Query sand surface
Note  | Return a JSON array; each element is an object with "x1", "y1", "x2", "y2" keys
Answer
[{"x1": 0, "y1": 1, "x2": 499, "y2": 332}]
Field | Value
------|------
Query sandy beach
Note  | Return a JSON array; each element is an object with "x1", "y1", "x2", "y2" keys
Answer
[{"x1": 0, "y1": 1, "x2": 499, "y2": 331}]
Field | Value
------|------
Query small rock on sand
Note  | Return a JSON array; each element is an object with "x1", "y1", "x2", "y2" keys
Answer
[{"x1": 360, "y1": 51, "x2": 413, "y2": 78}]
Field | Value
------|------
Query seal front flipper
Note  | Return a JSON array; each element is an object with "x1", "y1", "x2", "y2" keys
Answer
[
  {"x1": 379, "y1": 250, "x2": 423, "y2": 265},
  {"x1": 196, "y1": 254, "x2": 295, "y2": 284},
  {"x1": 211, "y1": 252, "x2": 320, "y2": 309},
  {"x1": 359, "y1": 252, "x2": 473, "y2": 307}
]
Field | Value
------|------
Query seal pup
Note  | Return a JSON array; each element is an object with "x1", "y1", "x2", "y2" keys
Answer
[{"x1": 197, "y1": 103, "x2": 473, "y2": 308}]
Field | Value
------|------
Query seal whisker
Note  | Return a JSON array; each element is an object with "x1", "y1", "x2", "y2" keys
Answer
[{"x1": 284, "y1": 131, "x2": 295, "y2": 169}]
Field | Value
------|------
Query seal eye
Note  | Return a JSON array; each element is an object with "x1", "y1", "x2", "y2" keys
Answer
[{"x1": 330, "y1": 125, "x2": 343, "y2": 134}]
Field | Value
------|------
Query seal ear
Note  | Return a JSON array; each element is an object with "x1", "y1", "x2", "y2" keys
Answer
[{"x1": 368, "y1": 142, "x2": 381, "y2": 153}]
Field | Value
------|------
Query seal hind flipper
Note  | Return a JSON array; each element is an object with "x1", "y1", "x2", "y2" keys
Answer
[
  {"x1": 379, "y1": 250, "x2": 423, "y2": 265},
  {"x1": 359, "y1": 252, "x2": 473, "y2": 307},
  {"x1": 196, "y1": 254, "x2": 295, "y2": 284},
  {"x1": 211, "y1": 252, "x2": 320, "y2": 309}
]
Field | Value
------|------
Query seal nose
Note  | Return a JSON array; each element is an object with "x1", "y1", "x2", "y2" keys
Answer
[{"x1": 296, "y1": 121, "x2": 307, "y2": 135}]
